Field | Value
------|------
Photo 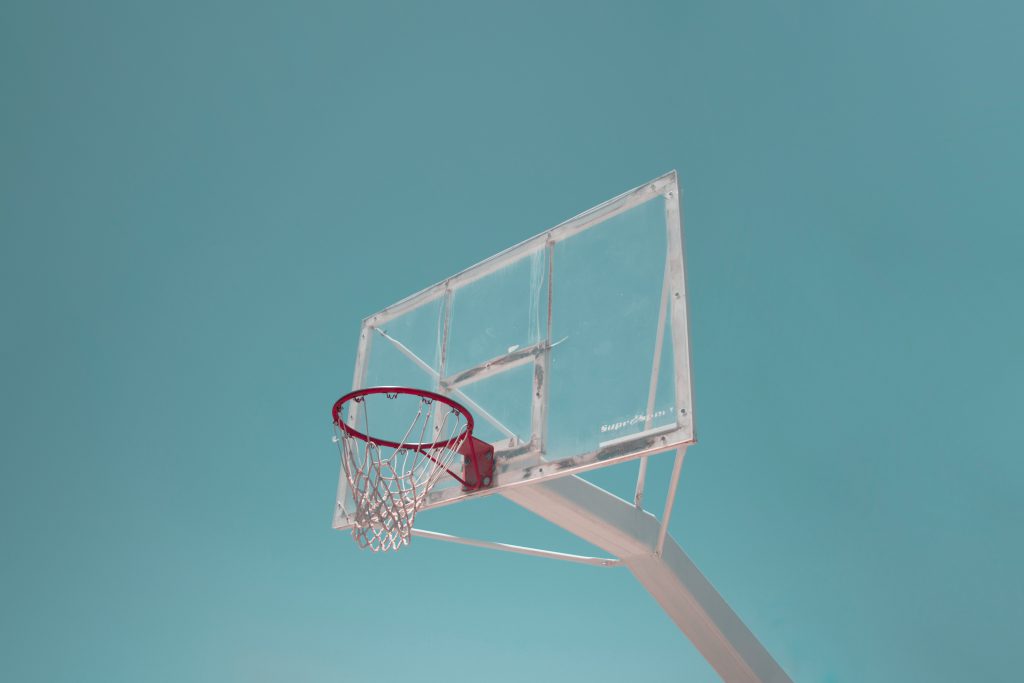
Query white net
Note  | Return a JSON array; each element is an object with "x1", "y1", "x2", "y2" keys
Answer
[{"x1": 333, "y1": 391, "x2": 470, "y2": 551}]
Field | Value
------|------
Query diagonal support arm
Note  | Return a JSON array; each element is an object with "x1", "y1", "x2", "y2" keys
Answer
[{"x1": 501, "y1": 471, "x2": 792, "y2": 683}]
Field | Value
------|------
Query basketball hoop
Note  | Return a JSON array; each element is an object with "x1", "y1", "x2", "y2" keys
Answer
[{"x1": 331, "y1": 387, "x2": 495, "y2": 551}]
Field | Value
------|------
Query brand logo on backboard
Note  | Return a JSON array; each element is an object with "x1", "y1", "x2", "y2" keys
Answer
[{"x1": 600, "y1": 404, "x2": 674, "y2": 434}]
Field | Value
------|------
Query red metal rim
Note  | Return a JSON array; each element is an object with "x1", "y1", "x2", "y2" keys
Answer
[{"x1": 332, "y1": 386, "x2": 475, "y2": 450}]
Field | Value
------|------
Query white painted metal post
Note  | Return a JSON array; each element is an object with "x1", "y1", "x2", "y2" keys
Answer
[{"x1": 502, "y1": 474, "x2": 792, "y2": 683}]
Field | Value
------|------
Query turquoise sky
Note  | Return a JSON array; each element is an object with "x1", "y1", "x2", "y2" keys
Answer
[{"x1": 3, "y1": 2, "x2": 1022, "y2": 682}]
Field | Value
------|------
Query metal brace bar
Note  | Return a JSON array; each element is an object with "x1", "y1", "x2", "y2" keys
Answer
[
  {"x1": 373, "y1": 327, "x2": 519, "y2": 442},
  {"x1": 530, "y1": 240, "x2": 554, "y2": 456},
  {"x1": 434, "y1": 287, "x2": 453, "y2": 440},
  {"x1": 664, "y1": 178, "x2": 695, "y2": 440},
  {"x1": 411, "y1": 528, "x2": 622, "y2": 567},
  {"x1": 334, "y1": 323, "x2": 374, "y2": 528},
  {"x1": 655, "y1": 447, "x2": 686, "y2": 557},
  {"x1": 634, "y1": 248, "x2": 673, "y2": 508},
  {"x1": 441, "y1": 339, "x2": 551, "y2": 389}
]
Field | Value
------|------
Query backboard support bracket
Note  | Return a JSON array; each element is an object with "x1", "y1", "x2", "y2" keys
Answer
[
  {"x1": 501, "y1": 472, "x2": 793, "y2": 683},
  {"x1": 410, "y1": 528, "x2": 622, "y2": 567}
]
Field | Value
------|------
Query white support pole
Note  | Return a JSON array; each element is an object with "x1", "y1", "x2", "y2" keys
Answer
[{"x1": 502, "y1": 472, "x2": 792, "y2": 683}]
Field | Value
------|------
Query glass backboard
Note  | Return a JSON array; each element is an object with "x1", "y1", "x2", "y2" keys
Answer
[{"x1": 334, "y1": 171, "x2": 694, "y2": 529}]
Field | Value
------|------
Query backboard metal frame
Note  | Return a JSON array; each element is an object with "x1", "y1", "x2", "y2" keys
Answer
[{"x1": 334, "y1": 171, "x2": 694, "y2": 530}]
